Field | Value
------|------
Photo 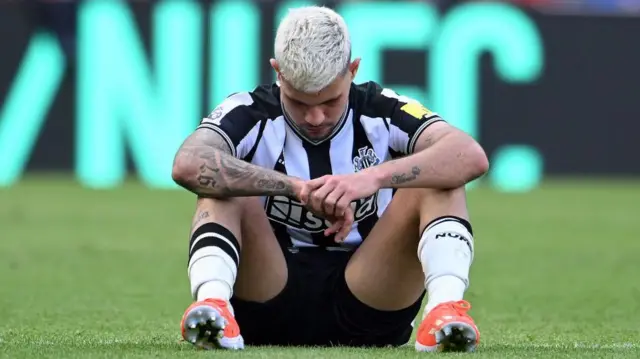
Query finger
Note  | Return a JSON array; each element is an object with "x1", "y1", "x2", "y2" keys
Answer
[
  {"x1": 323, "y1": 186, "x2": 346, "y2": 217},
  {"x1": 298, "y1": 184, "x2": 310, "y2": 205},
  {"x1": 324, "y1": 220, "x2": 343, "y2": 237},
  {"x1": 335, "y1": 209, "x2": 355, "y2": 243},
  {"x1": 334, "y1": 192, "x2": 353, "y2": 217},
  {"x1": 310, "y1": 183, "x2": 335, "y2": 214},
  {"x1": 299, "y1": 176, "x2": 327, "y2": 204}
]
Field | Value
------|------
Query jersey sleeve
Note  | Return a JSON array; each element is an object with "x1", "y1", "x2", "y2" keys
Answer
[
  {"x1": 196, "y1": 92, "x2": 265, "y2": 159},
  {"x1": 379, "y1": 88, "x2": 444, "y2": 156}
]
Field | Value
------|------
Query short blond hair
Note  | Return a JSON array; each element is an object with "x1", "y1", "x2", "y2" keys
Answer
[{"x1": 274, "y1": 6, "x2": 351, "y2": 93}]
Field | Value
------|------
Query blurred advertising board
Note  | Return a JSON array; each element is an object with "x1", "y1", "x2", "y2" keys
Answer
[{"x1": 1, "y1": 0, "x2": 639, "y2": 191}]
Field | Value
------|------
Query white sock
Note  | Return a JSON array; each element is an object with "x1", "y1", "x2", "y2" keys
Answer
[
  {"x1": 424, "y1": 276, "x2": 466, "y2": 315},
  {"x1": 188, "y1": 223, "x2": 240, "y2": 303},
  {"x1": 417, "y1": 217, "x2": 474, "y2": 316},
  {"x1": 191, "y1": 261, "x2": 236, "y2": 301}
]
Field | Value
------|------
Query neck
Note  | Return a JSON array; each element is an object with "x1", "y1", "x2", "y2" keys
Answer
[{"x1": 281, "y1": 102, "x2": 349, "y2": 144}]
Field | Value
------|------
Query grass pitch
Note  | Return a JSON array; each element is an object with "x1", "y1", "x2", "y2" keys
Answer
[{"x1": 1, "y1": 176, "x2": 639, "y2": 358}]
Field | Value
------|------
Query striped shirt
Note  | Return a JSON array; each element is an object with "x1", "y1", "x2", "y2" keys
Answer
[{"x1": 197, "y1": 81, "x2": 443, "y2": 249}]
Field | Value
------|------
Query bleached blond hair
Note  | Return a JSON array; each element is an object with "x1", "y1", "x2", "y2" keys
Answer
[{"x1": 274, "y1": 6, "x2": 351, "y2": 93}]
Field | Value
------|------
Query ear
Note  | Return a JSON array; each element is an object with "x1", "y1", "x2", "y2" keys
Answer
[
  {"x1": 270, "y1": 58, "x2": 280, "y2": 73},
  {"x1": 348, "y1": 58, "x2": 361, "y2": 79}
]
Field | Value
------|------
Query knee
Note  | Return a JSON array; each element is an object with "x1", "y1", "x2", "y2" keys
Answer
[
  {"x1": 196, "y1": 196, "x2": 258, "y2": 210},
  {"x1": 195, "y1": 196, "x2": 259, "y2": 223},
  {"x1": 393, "y1": 188, "x2": 469, "y2": 226},
  {"x1": 394, "y1": 187, "x2": 466, "y2": 208}
]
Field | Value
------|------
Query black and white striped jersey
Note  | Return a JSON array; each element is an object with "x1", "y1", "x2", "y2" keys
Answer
[{"x1": 197, "y1": 81, "x2": 443, "y2": 249}]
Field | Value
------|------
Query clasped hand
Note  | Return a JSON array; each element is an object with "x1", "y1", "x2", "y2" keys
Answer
[{"x1": 296, "y1": 172, "x2": 380, "y2": 243}]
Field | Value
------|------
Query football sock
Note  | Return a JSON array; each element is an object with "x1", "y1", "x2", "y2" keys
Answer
[
  {"x1": 188, "y1": 222, "x2": 240, "y2": 302},
  {"x1": 417, "y1": 216, "x2": 474, "y2": 315}
]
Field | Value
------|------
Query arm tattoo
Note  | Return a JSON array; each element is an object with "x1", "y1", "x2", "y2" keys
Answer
[
  {"x1": 191, "y1": 210, "x2": 210, "y2": 230},
  {"x1": 391, "y1": 166, "x2": 421, "y2": 185},
  {"x1": 196, "y1": 164, "x2": 219, "y2": 187},
  {"x1": 422, "y1": 133, "x2": 436, "y2": 148},
  {"x1": 173, "y1": 129, "x2": 296, "y2": 198}
]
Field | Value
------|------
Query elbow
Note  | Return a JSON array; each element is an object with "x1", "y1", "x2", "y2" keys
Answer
[
  {"x1": 171, "y1": 154, "x2": 196, "y2": 188},
  {"x1": 467, "y1": 141, "x2": 490, "y2": 180}
]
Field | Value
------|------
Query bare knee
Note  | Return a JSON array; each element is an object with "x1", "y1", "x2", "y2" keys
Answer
[
  {"x1": 195, "y1": 196, "x2": 247, "y2": 209},
  {"x1": 194, "y1": 196, "x2": 260, "y2": 217},
  {"x1": 395, "y1": 186, "x2": 466, "y2": 207},
  {"x1": 393, "y1": 187, "x2": 469, "y2": 230},
  {"x1": 191, "y1": 196, "x2": 257, "y2": 239}
]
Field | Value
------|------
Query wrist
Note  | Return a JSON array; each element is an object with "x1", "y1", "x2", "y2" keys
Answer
[
  {"x1": 290, "y1": 177, "x2": 305, "y2": 200},
  {"x1": 365, "y1": 165, "x2": 387, "y2": 189}
]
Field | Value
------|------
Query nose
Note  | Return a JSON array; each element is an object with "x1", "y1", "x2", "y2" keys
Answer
[{"x1": 304, "y1": 106, "x2": 324, "y2": 126}]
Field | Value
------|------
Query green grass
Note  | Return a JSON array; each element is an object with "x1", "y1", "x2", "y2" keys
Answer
[{"x1": 1, "y1": 177, "x2": 639, "y2": 358}]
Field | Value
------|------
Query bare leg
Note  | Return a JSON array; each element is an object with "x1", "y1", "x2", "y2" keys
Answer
[
  {"x1": 182, "y1": 196, "x2": 290, "y2": 350},
  {"x1": 189, "y1": 197, "x2": 287, "y2": 303},
  {"x1": 345, "y1": 187, "x2": 470, "y2": 311},
  {"x1": 343, "y1": 187, "x2": 478, "y2": 352}
]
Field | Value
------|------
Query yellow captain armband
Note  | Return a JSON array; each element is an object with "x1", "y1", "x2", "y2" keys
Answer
[{"x1": 400, "y1": 102, "x2": 433, "y2": 120}]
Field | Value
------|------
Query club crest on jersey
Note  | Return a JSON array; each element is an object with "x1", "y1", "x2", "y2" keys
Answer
[
  {"x1": 206, "y1": 106, "x2": 223, "y2": 124},
  {"x1": 265, "y1": 195, "x2": 378, "y2": 233},
  {"x1": 353, "y1": 147, "x2": 380, "y2": 172}
]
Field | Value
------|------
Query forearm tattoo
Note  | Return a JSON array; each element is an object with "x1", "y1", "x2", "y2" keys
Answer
[
  {"x1": 391, "y1": 166, "x2": 422, "y2": 185},
  {"x1": 174, "y1": 130, "x2": 295, "y2": 197}
]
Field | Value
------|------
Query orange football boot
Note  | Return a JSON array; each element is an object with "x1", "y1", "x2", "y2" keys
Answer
[
  {"x1": 180, "y1": 298, "x2": 244, "y2": 350},
  {"x1": 415, "y1": 300, "x2": 479, "y2": 352}
]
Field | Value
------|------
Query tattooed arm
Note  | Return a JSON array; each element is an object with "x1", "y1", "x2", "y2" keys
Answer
[
  {"x1": 171, "y1": 129, "x2": 302, "y2": 198},
  {"x1": 368, "y1": 121, "x2": 489, "y2": 189}
]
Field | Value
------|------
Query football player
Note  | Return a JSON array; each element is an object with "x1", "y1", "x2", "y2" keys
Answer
[{"x1": 172, "y1": 5, "x2": 488, "y2": 353}]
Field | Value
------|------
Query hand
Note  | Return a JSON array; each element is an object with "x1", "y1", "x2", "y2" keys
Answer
[
  {"x1": 291, "y1": 176, "x2": 354, "y2": 243},
  {"x1": 299, "y1": 171, "x2": 381, "y2": 220},
  {"x1": 308, "y1": 206, "x2": 355, "y2": 243}
]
